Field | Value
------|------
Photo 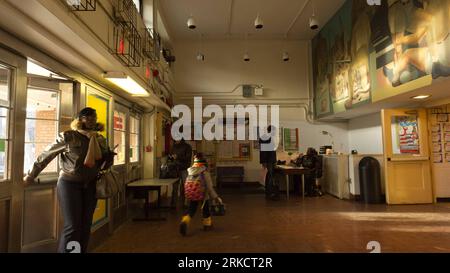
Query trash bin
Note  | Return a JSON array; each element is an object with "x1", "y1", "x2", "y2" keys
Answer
[{"x1": 359, "y1": 157, "x2": 382, "y2": 204}]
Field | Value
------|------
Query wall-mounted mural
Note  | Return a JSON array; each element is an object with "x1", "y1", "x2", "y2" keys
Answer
[
  {"x1": 312, "y1": 32, "x2": 332, "y2": 116},
  {"x1": 313, "y1": 0, "x2": 450, "y2": 117},
  {"x1": 313, "y1": 0, "x2": 372, "y2": 116}
]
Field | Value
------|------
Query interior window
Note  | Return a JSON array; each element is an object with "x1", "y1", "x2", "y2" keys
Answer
[
  {"x1": 130, "y1": 116, "x2": 140, "y2": 163},
  {"x1": 0, "y1": 65, "x2": 11, "y2": 181},
  {"x1": 132, "y1": 0, "x2": 141, "y2": 13},
  {"x1": 24, "y1": 88, "x2": 59, "y2": 174},
  {"x1": 114, "y1": 110, "x2": 127, "y2": 165}
]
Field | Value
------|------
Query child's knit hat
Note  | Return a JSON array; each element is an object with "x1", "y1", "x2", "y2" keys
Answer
[{"x1": 193, "y1": 153, "x2": 208, "y2": 168}]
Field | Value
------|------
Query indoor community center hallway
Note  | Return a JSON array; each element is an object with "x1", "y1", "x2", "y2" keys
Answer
[
  {"x1": 4, "y1": 0, "x2": 450, "y2": 257},
  {"x1": 94, "y1": 191, "x2": 450, "y2": 253}
]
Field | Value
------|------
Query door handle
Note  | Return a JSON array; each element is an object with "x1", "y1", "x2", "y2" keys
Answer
[{"x1": 387, "y1": 158, "x2": 391, "y2": 161}]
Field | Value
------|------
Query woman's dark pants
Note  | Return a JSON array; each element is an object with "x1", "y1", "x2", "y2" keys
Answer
[{"x1": 57, "y1": 178, "x2": 97, "y2": 253}]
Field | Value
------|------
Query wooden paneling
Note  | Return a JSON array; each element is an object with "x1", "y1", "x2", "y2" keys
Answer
[
  {"x1": 22, "y1": 187, "x2": 58, "y2": 251},
  {"x1": 0, "y1": 199, "x2": 10, "y2": 252}
]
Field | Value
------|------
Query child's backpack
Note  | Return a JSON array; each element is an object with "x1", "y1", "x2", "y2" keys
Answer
[{"x1": 184, "y1": 172, "x2": 206, "y2": 201}]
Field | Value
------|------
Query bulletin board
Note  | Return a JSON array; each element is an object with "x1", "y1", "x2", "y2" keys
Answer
[
  {"x1": 216, "y1": 141, "x2": 252, "y2": 162},
  {"x1": 428, "y1": 106, "x2": 450, "y2": 198},
  {"x1": 429, "y1": 108, "x2": 450, "y2": 164},
  {"x1": 87, "y1": 90, "x2": 110, "y2": 228},
  {"x1": 393, "y1": 116, "x2": 420, "y2": 154},
  {"x1": 283, "y1": 128, "x2": 299, "y2": 151}
]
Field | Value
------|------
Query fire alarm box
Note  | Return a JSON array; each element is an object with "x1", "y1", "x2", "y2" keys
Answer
[{"x1": 145, "y1": 145, "x2": 152, "y2": 153}]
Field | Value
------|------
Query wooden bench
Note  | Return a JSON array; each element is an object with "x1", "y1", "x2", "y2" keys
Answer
[{"x1": 216, "y1": 166, "x2": 244, "y2": 188}]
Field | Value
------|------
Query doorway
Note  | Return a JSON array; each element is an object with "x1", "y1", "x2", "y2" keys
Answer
[
  {"x1": 381, "y1": 108, "x2": 433, "y2": 204},
  {"x1": 0, "y1": 47, "x2": 27, "y2": 252}
]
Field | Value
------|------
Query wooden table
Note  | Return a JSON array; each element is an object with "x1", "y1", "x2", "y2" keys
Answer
[
  {"x1": 127, "y1": 178, "x2": 179, "y2": 221},
  {"x1": 275, "y1": 165, "x2": 312, "y2": 200}
]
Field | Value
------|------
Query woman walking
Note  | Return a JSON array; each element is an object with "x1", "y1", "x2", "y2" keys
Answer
[{"x1": 23, "y1": 107, "x2": 114, "y2": 253}]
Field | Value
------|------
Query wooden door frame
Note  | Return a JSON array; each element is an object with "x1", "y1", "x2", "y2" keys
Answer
[
  {"x1": 0, "y1": 46, "x2": 27, "y2": 252},
  {"x1": 381, "y1": 108, "x2": 434, "y2": 204}
]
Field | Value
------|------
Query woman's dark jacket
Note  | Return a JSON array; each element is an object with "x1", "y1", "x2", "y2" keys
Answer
[{"x1": 27, "y1": 130, "x2": 112, "y2": 182}]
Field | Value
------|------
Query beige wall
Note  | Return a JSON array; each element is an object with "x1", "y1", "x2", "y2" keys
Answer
[
  {"x1": 171, "y1": 38, "x2": 353, "y2": 183},
  {"x1": 173, "y1": 39, "x2": 311, "y2": 106}
]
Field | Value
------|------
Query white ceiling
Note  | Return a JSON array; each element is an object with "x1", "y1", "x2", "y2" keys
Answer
[{"x1": 158, "y1": 0, "x2": 346, "y2": 41}]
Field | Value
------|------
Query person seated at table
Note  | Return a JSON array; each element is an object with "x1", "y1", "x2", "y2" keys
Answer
[
  {"x1": 179, "y1": 153, "x2": 223, "y2": 236},
  {"x1": 298, "y1": 148, "x2": 323, "y2": 197},
  {"x1": 290, "y1": 154, "x2": 304, "y2": 195}
]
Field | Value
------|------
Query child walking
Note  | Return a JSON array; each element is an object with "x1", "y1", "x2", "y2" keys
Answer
[{"x1": 180, "y1": 153, "x2": 222, "y2": 236}]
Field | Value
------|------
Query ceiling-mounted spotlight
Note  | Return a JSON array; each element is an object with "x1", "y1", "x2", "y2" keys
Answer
[
  {"x1": 282, "y1": 52, "x2": 290, "y2": 62},
  {"x1": 254, "y1": 14, "x2": 264, "y2": 29},
  {"x1": 243, "y1": 52, "x2": 250, "y2": 62},
  {"x1": 187, "y1": 15, "x2": 196, "y2": 29},
  {"x1": 309, "y1": 2, "x2": 319, "y2": 30},
  {"x1": 309, "y1": 15, "x2": 319, "y2": 30},
  {"x1": 197, "y1": 52, "x2": 205, "y2": 61}
]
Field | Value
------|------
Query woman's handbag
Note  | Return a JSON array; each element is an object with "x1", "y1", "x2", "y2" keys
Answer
[{"x1": 96, "y1": 168, "x2": 120, "y2": 199}]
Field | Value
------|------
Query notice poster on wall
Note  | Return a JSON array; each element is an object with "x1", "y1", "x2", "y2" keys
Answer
[
  {"x1": 431, "y1": 124, "x2": 441, "y2": 133},
  {"x1": 239, "y1": 143, "x2": 250, "y2": 157},
  {"x1": 432, "y1": 133, "x2": 442, "y2": 142},
  {"x1": 433, "y1": 153, "x2": 443, "y2": 163},
  {"x1": 437, "y1": 114, "x2": 449, "y2": 122},
  {"x1": 445, "y1": 143, "x2": 450, "y2": 152},
  {"x1": 216, "y1": 141, "x2": 251, "y2": 161},
  {"x1": 445, "y1": 123, "x2": 450, "y2": 132},
  {"x1": 283, "y1": 128, "x2": 299, "y2": 152},
  {"x1": 395, "y1": 116, "x2": 419, "y2": 154},
  {"x1": 219, "y1": 141, "x2": 233, "y2": 159},
  {"x1": 433, "y1": 143, "x2": 442, "y2": 153}
]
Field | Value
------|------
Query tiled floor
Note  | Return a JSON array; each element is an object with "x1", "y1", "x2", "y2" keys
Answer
[{"x1": 94, "y1": 190, "x2": 450, "y2": 253}]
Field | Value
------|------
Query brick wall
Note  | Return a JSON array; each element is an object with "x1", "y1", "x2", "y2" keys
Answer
[{"x1": 35, "y1": 110, "x2": 57, "y2": 172}]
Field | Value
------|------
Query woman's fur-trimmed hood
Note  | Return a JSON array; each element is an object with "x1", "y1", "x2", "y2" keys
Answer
[{"x1": 70, "y1": 119, "x2": 105, "y2": 132}]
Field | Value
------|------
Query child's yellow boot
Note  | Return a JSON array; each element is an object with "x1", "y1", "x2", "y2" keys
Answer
[
  {"x1": 179, "y1": 215, "x2": 191, "y2": 236},
  {"x1": 202, "y1": 217, "x2": 213, "y2": 231}
]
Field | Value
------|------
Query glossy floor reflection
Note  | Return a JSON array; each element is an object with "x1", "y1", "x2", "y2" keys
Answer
[{"x1": 94, "y1": 191, "x2": 450, "y2": 253}]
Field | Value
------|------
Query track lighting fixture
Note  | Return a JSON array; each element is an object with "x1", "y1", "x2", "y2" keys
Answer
[
  {"x1": 309, "y1": 2, "x2": 319, "y2": 30},
  {"x1": 197, "y1": 52, "x2": 205, "y2": 61},
  {"x1": 187, "y1": 15, "x2": 196, "y2": 29},
  {"x1": 254, "y1": 13, "x2": 264, "y2": 29},
  {"x1": 243, "y1": 52, "x2": 250, "y2": 62}
]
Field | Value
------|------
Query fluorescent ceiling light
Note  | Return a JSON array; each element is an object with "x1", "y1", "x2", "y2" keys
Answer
[
  {"x1": 412, "y1": 95, "x2": 431, "y2": 100},
  {"x1": 104, "y1": 72, "x2": 149, "y2": 96},
  {"x1": 27, "y1": 60, "x2": 67, "y2": 80}
]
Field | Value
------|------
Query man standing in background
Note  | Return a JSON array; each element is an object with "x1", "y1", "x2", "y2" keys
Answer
[
  {"x1": 259, "y1": 125, "x2": 279, "y2": 201},
  {"x1": 172, "y1": 138, "x2": 193, "y2": 206}
]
